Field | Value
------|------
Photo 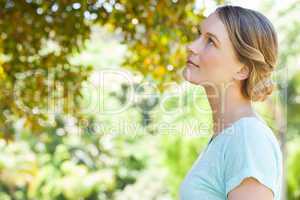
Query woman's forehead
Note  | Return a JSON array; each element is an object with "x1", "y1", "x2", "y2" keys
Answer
[{"x1": 201, "y1": 12, "x2": 229, "y2": 41}]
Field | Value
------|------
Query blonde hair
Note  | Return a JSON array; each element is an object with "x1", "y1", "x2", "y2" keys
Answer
[{"x1": 216, "y1": 5, "x2": 278, "y2": 101}]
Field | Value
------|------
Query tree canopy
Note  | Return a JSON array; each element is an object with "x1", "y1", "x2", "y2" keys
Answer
[{"x1": 0, "y1": 0, "x2": 222, "y2": 138}]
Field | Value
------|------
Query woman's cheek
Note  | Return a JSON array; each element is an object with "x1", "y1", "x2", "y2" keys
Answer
[
  {"x1": 201, "y1": 50, "x2": 228, "y2": 82},
  {"x1": 200, "y1": 49, "x2": 221, "y2": 68}
]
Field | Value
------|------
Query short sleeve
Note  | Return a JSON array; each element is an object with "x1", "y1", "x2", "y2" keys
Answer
[{"x1": 223, "y1": 121, "x2": 280, "y2": 199}]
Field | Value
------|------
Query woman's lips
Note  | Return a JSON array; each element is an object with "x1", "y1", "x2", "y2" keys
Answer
[{"x1": 187, "y1": 60, "x2": 200, "y2": 68}]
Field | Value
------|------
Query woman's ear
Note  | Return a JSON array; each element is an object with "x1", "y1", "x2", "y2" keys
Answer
[{"x1": 233, "y1": 66, "x2": 249, "y2": 80}]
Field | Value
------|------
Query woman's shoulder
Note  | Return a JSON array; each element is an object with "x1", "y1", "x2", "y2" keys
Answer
[
  {"x1": 222, "y1": 117, "x2": 276, "y2": 141},
  {"x1": 236, "y1": 117, "x2": 280, "y2": 146},
  {"x1": 209, "y1": 116, "x2": 282, "y2": 159},
  {"x1": 223, "y1": 116, "x2": 282, "y2": 160},
  {"x1": 221, "y1": 117, "x2": 283, "y2": 200}
]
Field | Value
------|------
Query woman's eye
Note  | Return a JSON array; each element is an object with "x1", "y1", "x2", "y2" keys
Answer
[{"x1": 207, "y1": 37, "x2": 214, "y2": 45}]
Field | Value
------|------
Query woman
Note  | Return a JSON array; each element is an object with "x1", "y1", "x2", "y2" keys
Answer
[{"x1": 180, "y1": 5, "x2": 283, "y2": 200}]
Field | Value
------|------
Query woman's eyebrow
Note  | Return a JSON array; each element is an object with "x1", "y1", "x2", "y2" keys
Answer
[
  {"x1": 206, "y1": 32, "x2": 220, "y2": 44},
  {"x1": 199, "y1": 25, "x2": 220, "y2": 44}
]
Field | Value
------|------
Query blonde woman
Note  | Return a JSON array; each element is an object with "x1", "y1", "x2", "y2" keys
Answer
[{"x1": 180, "y1": 5, "x2": 282, "y2": 200}]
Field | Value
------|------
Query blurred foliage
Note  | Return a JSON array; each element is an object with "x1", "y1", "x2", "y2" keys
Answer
[
  {"x1": 0, "y1": 0, "x2": 94, "y2": 138},
  {"x1": 0, "y1": 113, "x2": 148, "y2": 200},
  {"x1": 287, "y1": 71, "x2": 300, "y2": 137},
  {"x1": 275, "y1": 1, "x2": 300, "y2": 137},
  {"x1": 0, "y1": 0, "x2": 211, "y2": 135},
  {"x1": 287, "y1": 152, "x2": 300, "y2": 200},
  {"x1": 1, "y1": 0, "x2": 209, "y2": 198},
  {"x1": 103, "y1": 0, "x2": 205, "y2": 88},
  {"x1": 287, "y1": 138, "x2": 300, "y2": 200}
]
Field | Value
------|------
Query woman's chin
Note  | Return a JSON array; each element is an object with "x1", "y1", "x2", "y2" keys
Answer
[{"x1": 182, "y1": 67, "x2": 202, "y2": 85}]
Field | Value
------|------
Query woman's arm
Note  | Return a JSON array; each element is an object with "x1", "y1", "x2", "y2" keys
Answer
[{"x1": 227, "y1": 177, "x2": 274, "y2": 200}]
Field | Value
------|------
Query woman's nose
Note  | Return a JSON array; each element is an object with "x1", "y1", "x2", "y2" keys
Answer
[{"x1": 186, "y1": 42, "x2": 198, "y2": 55}]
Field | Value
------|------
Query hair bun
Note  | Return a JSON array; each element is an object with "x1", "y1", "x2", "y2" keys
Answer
[{"x1": 250, "y1": 75, "x2": 274, "y2": 101}]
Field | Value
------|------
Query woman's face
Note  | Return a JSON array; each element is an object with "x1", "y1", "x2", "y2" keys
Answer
[{"x1": 182, "y1": 12, "x2": 246, "y2": 87}]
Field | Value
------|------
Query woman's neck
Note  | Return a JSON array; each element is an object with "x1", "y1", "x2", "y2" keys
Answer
[{"x1": 204, "y1": 82, "x2": 256, "y2": 136}]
